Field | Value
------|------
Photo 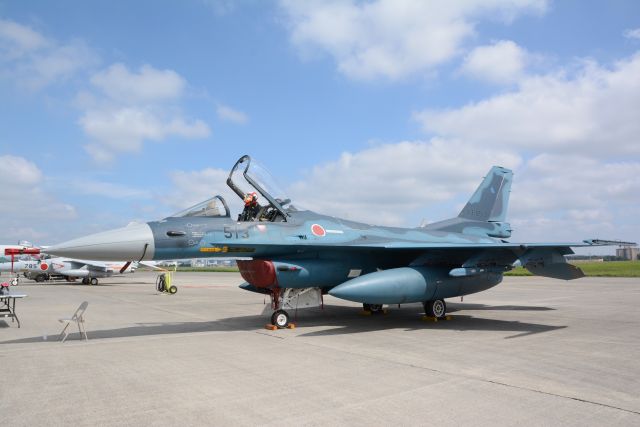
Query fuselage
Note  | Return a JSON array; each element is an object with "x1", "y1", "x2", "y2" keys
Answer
[
  {"x1": 149, "y1": 210, "x2": 499, "y2": 261},
  {"x1": 46, "y1": 209, "x2": 504, "y2": 303}
]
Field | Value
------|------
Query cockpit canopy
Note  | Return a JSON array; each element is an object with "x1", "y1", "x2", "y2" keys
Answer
[
  {"x1": 166, "y1": 156, "x2": 293, "y2": 222},
  {"x1": 169, "y1": 196, "x2": 230, "y2": 218},
  {"x1": 227, "y1": 155, "x2": 294, "y2": 222}
]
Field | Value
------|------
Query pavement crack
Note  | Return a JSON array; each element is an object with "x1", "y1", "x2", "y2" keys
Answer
[{"x1": 300, "y1": 340, "x2": 640, "y2": 416}]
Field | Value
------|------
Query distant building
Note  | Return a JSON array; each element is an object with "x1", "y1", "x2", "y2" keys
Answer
[{"x1": 616, "y1": 247, "x2": 639, "y2": 261}]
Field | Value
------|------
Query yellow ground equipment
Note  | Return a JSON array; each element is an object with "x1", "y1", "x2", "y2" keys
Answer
[{"x1": 156, "y1": 270, "x2": 177, "y2": 294}]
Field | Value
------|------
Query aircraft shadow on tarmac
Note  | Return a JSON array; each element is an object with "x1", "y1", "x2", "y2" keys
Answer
[
  {"x1": 0, "y1": 303, "x2": 564, "y2": 344},
  {"x1": 447, "y1": 302, "x2": 555, "y2": 312}
]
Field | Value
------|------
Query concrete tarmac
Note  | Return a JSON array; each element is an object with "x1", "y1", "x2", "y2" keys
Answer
[{"x1": 1, "y1": 272, "x2": 639, "y2": 426}]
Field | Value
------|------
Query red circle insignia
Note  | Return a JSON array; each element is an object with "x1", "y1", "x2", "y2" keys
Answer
[
  {"x1": 311, "y1": 224, "x2": 326, "y2": 237},
  {"x1": 40, "y1": 263, "x2": 48, "y2": 271}
]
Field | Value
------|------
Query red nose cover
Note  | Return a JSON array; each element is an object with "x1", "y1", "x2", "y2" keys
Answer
[{"x1": 237, "y1": 260, "x2": 276, "y2": 288}]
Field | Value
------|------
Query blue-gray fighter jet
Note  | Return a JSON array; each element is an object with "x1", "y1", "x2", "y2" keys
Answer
[{"x1": 47, "y1": 155, "x2": 634, "y2": 328}]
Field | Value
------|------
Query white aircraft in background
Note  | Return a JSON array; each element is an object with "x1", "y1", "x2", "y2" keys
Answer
[{"x1": 0, "y1": 257, "x2": 149, "y2": 285}]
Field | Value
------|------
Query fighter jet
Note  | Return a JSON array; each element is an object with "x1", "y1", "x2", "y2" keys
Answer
[
  {"x1": 0, "y1": 257, "x2": 138, "y2": 285},
  {"x1": 48, "y1": 155, "x2": 634, "y2": 328}
]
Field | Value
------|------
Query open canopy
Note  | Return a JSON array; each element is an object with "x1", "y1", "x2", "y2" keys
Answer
[{"x1": 227, "y1": 155, "x2": 293, "y2": 222}]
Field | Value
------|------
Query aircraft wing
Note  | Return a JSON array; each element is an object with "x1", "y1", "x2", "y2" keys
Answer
[
  {"x1": 342, "y1": 239, "x2": 634, "y2": 280},
  {"x1": 237, "y1": 239, "x2": 632, "y2": 281},
  {"x1": 68, "y1": 260, "x2": 110, "y2": 272},
  {"x1": 351, "y1": 239, "x2": 635, "y2": 250}
]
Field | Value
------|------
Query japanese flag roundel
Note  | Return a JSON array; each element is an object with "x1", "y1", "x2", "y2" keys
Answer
[
  {"x1": 311, "y1": 224, "x2": 326, "y2": 237},
  {"x1": 40, "y1": 263, "x2": 49, "y2": 271}
]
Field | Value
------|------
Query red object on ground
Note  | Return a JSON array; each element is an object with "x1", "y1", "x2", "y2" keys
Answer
[{"x1": 237, "y1": 260, "x2": 276, "y2": 288}]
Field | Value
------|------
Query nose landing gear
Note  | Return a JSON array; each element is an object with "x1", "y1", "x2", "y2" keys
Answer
[
  {"x1": 271, "y1": 310, "x2": 290, "y2": 328},
  {"x1": 264, "y1": 288, "x2": 323, "y2": 330}
]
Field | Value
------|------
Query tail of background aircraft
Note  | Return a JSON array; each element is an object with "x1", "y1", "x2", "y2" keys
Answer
[{"x1": 424, "y1": 166, "x2": 513, "y2": 239}]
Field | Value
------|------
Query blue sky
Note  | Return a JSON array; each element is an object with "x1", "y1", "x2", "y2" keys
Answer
[{"x1": 1, "y1": 0, "x2": 639, "y2": 253}]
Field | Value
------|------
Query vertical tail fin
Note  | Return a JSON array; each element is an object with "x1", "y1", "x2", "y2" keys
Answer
[
  {"x1": 425, "y1": 166, "x2": 513, "y2": 238},
  {"x1": 458, "y1": 166, "x2": 512, "y2": 222}
]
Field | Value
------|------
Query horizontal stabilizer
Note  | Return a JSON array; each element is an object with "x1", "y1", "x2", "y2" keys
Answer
[{"x1": 583, "y1": 239, "x2": 637, "y2": 246}]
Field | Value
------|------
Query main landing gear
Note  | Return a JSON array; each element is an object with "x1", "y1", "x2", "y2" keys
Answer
[
  {"x1": 362, "y1": 303, "x2": 384, "y2": 314},
  {"x1": 82, "y1": 278, "x2": 99, "y2": 285},
  {"x1": 424, "y1": 299, "x2": 447, "y2": 319}
]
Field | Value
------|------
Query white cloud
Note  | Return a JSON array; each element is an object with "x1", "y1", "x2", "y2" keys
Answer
[
  {"x1": 0, "y1": 19, "x2": 98, "y2": 89},
  {"x1": 163, "y1": 168, "x2": 243, "y2": 216},
  {"x1": 81, "y1": 107, "x2": 209, "y2": 159},
  {"x1": 0, "y1": 18, "x2": 49, "y2": 55},
  {"x1": 0, "y1": 155, "x2": 42, "y2": 184},
  {"x1": 79, "y1": 64, "x2": 211, "y2": 162},
  {"x1": 91, "y1": 63, "x2": 186, "y2": 103},
  {"x1": 69, "y1": 180, "x2": 151, "y2": 199},
  {"x1": 288, "y1": 51, "x2": 640, "y2": 246},
  {"x1": 0, "y1": 155, "x2": 76, "y2": 223},
  {"x1": 506, "y1": 154, "x2": 640, "y2": 243},
  {"x1": 624, "y1": 28, "x2": 640, "y2": 40},
  {"x1": 415, "y1": 52, "x2": 640, "y2": 157},
  {"x1": 278, "y1": 0, "x2": 547, "y2": 80},
  {"x1": 459, "y1": 40, "x2": 527, "y2": 84},
  {"x1": 289, "y1": 140, "x2": 521, "y2": 225},
  {"x1": 216, "y1": 104, "x2": 248, "y2": 124}
]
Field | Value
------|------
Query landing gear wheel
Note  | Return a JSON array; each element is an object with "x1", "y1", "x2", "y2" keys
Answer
[
  {"x1": 424, "y1": 299, "x2": 447, "y2": 318},
  {"x1": 82, "y1": 278, "x2": 89, "y2": 285},
  {"x1": 271, "y1": 310, "x2": 290, "y2": 329},
  {"x1": 36, "y1": 275, "x2": 46, "y2": 283},
  {"x1": 90, "y1": 278, "x2": 98, "y2": 286},
  {"x1": 363, "y1": 303, "x2": 383, "y2": 313},
  {"x1": 168, "y1": 285, "x2": 178, "y2": 294}
]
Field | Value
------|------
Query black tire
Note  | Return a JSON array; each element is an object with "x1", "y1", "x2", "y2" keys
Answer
[
  {"x1": 271, "y1": 310, "x2": 290, "y2": 328},
  {"x1": 90, "y1": 278, "x2": 98, "y2": 286},
  {"x1": 363, "y1": 303, "x2": 383, "y2": 313},
  {"x1": 169, "y1": 285, "x2": 178, "y2": 294},
  {"x1": 424, "y1": 299, "x2": 447, "y2": 318},
  {"x1": 82, "y1": 278, "x2": 89, "y2": 285},
  {"x1": 157, "y1": 276, "x2": 166, "y2": 292},
  {"x1": 35, "y1": 275, "x2": 45, "y2": 283}
]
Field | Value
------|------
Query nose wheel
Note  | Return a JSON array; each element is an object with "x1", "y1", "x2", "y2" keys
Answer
[{"x1": 271, "y1": 310, "x2": 290, "y2": 328}]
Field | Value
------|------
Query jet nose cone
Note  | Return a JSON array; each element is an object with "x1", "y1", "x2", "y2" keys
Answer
[{"x1": 47, "y1": 223, "x2": 155, "y2": 261}]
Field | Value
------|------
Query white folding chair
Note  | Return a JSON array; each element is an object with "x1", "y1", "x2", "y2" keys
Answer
[{"x1": 58, "y1": 301, "x2": 89, "y2": 342}]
